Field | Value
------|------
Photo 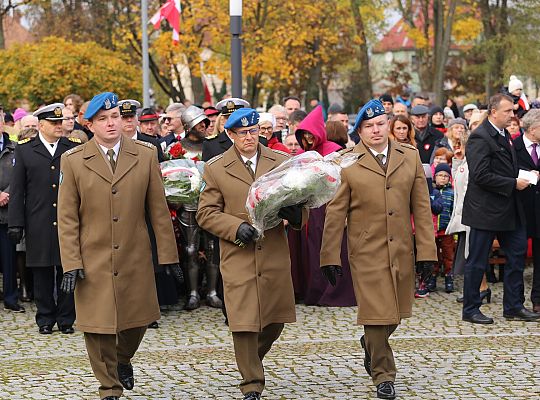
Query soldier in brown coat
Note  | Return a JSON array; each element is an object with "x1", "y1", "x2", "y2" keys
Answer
[
  {"x1": 197, "y1": 108, "x2": 307, "y2": 400},
  {"x1": 320, "y1": 100, "x2": 437, "y2": 400},
  {"x1": 57, "y1": 92, "x2": 180, "y2": 400}
]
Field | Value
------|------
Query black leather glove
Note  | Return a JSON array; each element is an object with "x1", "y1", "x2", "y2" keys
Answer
[
  {"x1": 234, "y1": 222, "x2": 257, "y2": 247},
  {"x1": 60, "y1": 268, "x2": 85, "y2": 294},
  {"x1": 7, "y1": 227, "x2": 23, "y2": 243},
  {"x1": 163, "y1": 263, "x2": 184, "y2": 284},
  {"x1": 321, "y1": 265, "x2": 343, "y2": 287},
  {"x1": 278, "y1": 204, "x2": 303, "y2": 228},
  {"x1": 416, "y1": 261, "x2": 434, "y2": 283}
]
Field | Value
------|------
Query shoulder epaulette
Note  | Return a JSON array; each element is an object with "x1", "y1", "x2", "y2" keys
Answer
[
  {"x1": 17, "y1": 138, "x2": 31, "y2": 145},
  {"x1": 68, "y1": 137, "x2": 82, "y2": 143},
  {"x1": 134, "y1": 139, "x2": 155, "y2": 149},
  {"x1": 399, "y1": 142, "x2": 417, "y2": 150},
  {"x1": 338, "y1": 147, "x2": 355, "y2": 155},
  {"x1": 205, "y1": 133, "x2": 218, "y2": 140},
  {"x1": 272, "y1": 149, "x2": 290, "y2": 158},
  {"x1": 207, "y1": 153, "x2": 223, "y2": 165},
  {"x1": 64, "y1": 146, "x2": 84, "y2": 156}
]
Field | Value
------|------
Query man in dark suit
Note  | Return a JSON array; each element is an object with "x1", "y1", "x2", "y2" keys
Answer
[
  {"x1": 8, "y1": 103, "x2": 80, "y2": 334},
  {"x1": 462, "y1": 93, "x2": 540, "y2": 324},
  {"x1": 513, "y1": 109, "x2": 540, "y2": 314}
]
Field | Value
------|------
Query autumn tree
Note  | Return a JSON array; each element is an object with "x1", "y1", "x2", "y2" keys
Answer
[{"x1": 0, "y1": 37, "x2": 140, "y2": 108}]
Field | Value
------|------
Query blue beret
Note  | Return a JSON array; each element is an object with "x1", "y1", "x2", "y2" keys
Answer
[
  {"x1": 84, "y1": 92, "x2": 119, "y2": 120},
  {"x1": 352, "y1": 99, "x2": 386, "y2": 132},
  {"x1": 224, "y1": 108, "x2": 259, "y2": 130}
]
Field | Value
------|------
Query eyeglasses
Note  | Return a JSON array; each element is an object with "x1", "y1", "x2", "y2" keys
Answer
[
  {"x1": 234, "y1": 127, "x2": 259, "y2": 138},
  {"x1": 259, "y1": 126, "x2": 273, "y2": 132}
]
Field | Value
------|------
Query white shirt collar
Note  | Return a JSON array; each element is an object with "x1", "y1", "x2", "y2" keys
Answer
[
  {"x1": 98, "y1": 140, "x2": 121, "y2": 162},
  {"x1": 368, "y1": 144, "x2": 389, "y2": 159},
  {"x1": 523, "y1": 134, "x2": 538, "y2": 150},
  {"x1": 488, "y1": 119, "x2": 506, "y2": 136},
  {"x1": 240, "y1": 152, "x2": 258, "y2": 172},
  {"x1": 38, "y1": 132, "x2": 59, "y2": 156}
]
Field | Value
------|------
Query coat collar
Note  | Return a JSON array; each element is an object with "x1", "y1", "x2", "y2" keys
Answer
[
  {"x1": 353, "y1": 140, "x2": 404, "y2": 177},
  {"x1": 83, "y1": 137, "x2": 139, "y2": 184},
  {"x1": 222, "y1": 144, "x2": 277, "y2": 186}
]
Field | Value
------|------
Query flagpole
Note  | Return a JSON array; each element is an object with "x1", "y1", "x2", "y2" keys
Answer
[
  {"x1": 230, "y1": 0, "x2": 242, "y2": 98},
  {"x1": 142, "y1": 0, "x2": 151, "y2": 107}
]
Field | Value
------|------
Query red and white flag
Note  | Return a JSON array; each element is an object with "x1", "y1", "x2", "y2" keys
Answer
[{"x1": 149, "y1": 0, "x2": 181, "y2": 44}]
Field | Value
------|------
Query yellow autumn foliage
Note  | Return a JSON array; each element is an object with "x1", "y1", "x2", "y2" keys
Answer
[{"x1": 0, "y1": 37, "x2": 140, "y2": 108}]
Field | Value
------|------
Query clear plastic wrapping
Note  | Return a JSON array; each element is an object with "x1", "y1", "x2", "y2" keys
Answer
[
  {"x1": 160, "y1": 159, "x2": 205, "y2": 208},
  {"x1": 246, "y1": 151, "x2": 358, "y2": 236}
]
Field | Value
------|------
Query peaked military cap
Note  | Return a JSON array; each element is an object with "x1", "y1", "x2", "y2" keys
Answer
[
  {"x1": 84, "y1": 92, "x2": 119, "y2": 120},
  {"x1": 118, "y1": 99, "x2": 141, "y2": 117},
  {"x1": 138, "y1": 108, "x2": 159, "y2": 121},
  {"x1": 33, "y1": 103, "x2": 65, "y2": 121},
  {"x1": 216, "y1": 97, "x2": 250, "y2": 116}
]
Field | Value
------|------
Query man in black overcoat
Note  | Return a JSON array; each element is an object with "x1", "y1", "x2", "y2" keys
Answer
[
  {"x1": 462, "y1": 93, "x2": 540, "y2": 324},
  {"x1": 8, "y1": 103, "x2": 80, "y2": 334}
]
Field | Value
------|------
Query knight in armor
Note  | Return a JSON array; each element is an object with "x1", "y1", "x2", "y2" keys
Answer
[{"x1": 179, "y1": 106, "x2": 222, "y2": 310}]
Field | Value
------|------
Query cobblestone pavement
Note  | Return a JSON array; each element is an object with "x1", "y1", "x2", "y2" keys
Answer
[{"x1": 1, "y1": 271, "x2": 539, "y2": 399}]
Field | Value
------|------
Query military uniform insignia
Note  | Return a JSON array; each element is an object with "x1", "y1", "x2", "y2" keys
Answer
[
  {"x1": 366, "y1": 108, "x2": 374, "y2": 118},
  {"x1": 272, "y1": 149, "x2": 290, "y2": 158},
  {"x1": 104, "y1": 98, "x2": 112, "y2": 109},
  {"x1": 241, "y1": 117, "x2": 249, "y2": 127},
  {"x1": 122, "y1": 102, "x2": 131, "y2": 111},
  {"x1": 200, "y1": 180, "x2": 206, "y2": 192},
  {"x1": 226, "y1": 100, "x2": 235, "y2": 111},
  {"x1": 59, "y1": 171, "x2": 63, "y2": 185},
  {"x1": 400, "y1": 142, "x2": 417, "y2": 150},
  {"x1": 134, "y1": 139, "x2": 154, "y2": 148},
  {"x1": 68, "y1": 137, "x2": 82, "y2": 143},
  {"x1": 18, "y1": 138, "x2": 31, "y2": 144},
  {"x1": 207, "y1": 153, "x2": 223, "y2": 165},
  {"x1": 12, "y1": 158, "x2": 15, "y2": 166},
  {"x1": 54, "y1": 107, "x2": 63, "y2": 117},
  {"x1": 65, "y1": 146, "x2": 83, "y2": 156}
]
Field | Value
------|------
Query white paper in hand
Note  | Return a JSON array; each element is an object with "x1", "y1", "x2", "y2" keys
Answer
[{"x1": 518, "y1": 169, "x2": 538, "y2": 185}]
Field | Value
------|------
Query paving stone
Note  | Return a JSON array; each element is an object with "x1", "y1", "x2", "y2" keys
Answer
[{"x1": 0, "y1": 271, "x2": 539, "y2": 399}]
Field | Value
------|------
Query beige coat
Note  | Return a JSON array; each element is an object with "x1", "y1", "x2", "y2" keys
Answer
[
  {"x1": 58, "y1": 138, "x2": 178, "y2": 334},
  {"x1": 320, "y1": 141, "x2": 437, "y2": 325},
  {"x1": 196, "y1": 145, "x2": 308, "y2": 332}
]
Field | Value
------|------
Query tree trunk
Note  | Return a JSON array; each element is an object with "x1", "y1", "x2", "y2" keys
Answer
[
  {"x1": 348, "y1": 0, "x2": 372, "y2": 111},
  {"x1": 433, "y1": 0, "x2": 457, "y2": 105},
  {"x1": 0, "y1": 14, "x2": 5, "y2": 50}
]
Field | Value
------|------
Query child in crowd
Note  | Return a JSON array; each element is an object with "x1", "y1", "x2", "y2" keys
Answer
[
  {"x1": 428, "y1": 163, "x2": 456, "y2": 293},
  {"x1": 431, "y1": 147, "x2": 453, "y2": 177}
]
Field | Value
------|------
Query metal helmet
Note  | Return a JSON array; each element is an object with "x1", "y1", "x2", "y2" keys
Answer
[{"x1": 181, "y1": 105, "x2": 209, "y2": 131}]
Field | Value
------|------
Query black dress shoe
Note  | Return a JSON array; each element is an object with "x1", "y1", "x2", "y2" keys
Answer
[
  {"x1": 117, "y1": 362, "x2": 134, "y2": 390},
  {"x1": 503, "y1": 308, "x2": 540, "y2": 321},
  {"x1": 376, "y1": 381, "x2": 396, "y2": 399},
  {"x1": 148, "y1": 321, "x2": 159, "y2": 329},
  {"x1": 243, "y1": 392, "x2": 261, "y2": 400},
  {"x1": 360, "y1": 335, "x2": 371, "y2": 376},
  {"x1": 462, "y1": 312, "x2": 494, "y2": 325},
  {"x1": 4, "y1": 302, "x2": 25, "y2": 312},
  {"x1": 39, "y1": 325, "x2": 53, "y2": 334},
  {"x1": 59, "y1": 325, "x2": 75, "y2": 334},
  {"x1": 102, "y1": 397, "x2": 119, "y2": 400}
]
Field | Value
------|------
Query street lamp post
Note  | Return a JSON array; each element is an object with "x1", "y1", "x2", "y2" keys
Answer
[
  {"x1": 141, "y1": 0, "x2": 150, "y2": 107},
  {"x1": 230, "y1": 0, "x2": 242, "y2": 98}
]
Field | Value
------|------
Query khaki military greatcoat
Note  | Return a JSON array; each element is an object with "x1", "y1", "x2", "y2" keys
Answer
[
  {"x1": 320, "y1": 141, "x2": 437, "y2": 325},
  {"x1": 58, "y1": 138, "x2": 178, "y2": 334},
  {"x1": 196, "y1": 144, "x2": 308, "y2": 332}
]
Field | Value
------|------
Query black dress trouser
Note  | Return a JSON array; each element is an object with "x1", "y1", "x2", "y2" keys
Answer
[{"x1": 32, "y1": 266, "x2": 75, "y2": 328}]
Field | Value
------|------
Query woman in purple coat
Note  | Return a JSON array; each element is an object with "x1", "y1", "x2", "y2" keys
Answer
[{"x1": 289, "y1": 105, "x2": 356, "y2": 306}]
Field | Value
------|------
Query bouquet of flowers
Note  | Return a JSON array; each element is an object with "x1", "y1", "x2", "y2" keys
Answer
[
  {"x1": 160, "y1": 142, "x2": 205, "y2": 207},
  {"x1": 246, "y1": 151, "x2": 358, "y2": 236}
]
